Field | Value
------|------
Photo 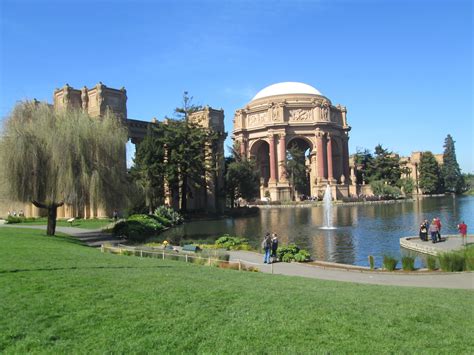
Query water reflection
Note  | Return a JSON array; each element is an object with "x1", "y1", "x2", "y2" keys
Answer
[{"x1": 158, "y1": 196, "x2": 474, "y2": 268}]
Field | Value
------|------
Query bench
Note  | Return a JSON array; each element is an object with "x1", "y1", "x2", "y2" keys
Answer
[
  {"x1": 67, "y1": 217, "x2": 75, "y2": 226},
  {"x1": 182, "y1": 244, "x2": 201, "y2": 252}
]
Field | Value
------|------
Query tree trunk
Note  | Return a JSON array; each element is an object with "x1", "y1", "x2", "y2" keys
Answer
[
  {"x1": 181, "y1": 175, "x2": 187, "y2": 212},
  {"x1": 32, "y1": 200, "x2": 64, "y2": 236},
  {"x1": 46, "y1": 206, "x2": 58, "y2": 236}
]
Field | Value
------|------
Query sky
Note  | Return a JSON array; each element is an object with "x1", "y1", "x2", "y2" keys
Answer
[{"x1": 1, "y1": 0, "x2": 472, "y2": 172}]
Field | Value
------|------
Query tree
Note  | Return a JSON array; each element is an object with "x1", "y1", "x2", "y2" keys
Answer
[
  {"x1": 130, "y1": 125, "x2": 166, "y2": 213},
  {"x1": 366, "y1": 144, "x2": 404, "y2": 185},
  {"x1": 225, "y1": 142, "x2": 260, "y2": 207},
  {"x1": 286, "y1": 144, "x2": 308, "y2": 198},
  {"x1": 353, "y1": 147, "x2": 373, "y2": 184},
  {"x1": 418, "y1": 151, "x2": 443, "y2": 194},
  {"x1": 163, "y1": 92, "x2": 218, "y2": 212},
  {"x1": 441, "y1": 134, "x2": 465, "y2": 193},
  {"x1": 0, "y1": 101, "x2": 129, "y2": 235}
]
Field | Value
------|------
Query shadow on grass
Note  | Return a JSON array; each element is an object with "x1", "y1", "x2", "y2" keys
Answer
[{"x1": 0, "y1": 265, "x2": 173, "y2": 274}]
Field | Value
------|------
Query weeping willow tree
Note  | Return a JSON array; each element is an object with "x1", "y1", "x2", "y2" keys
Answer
[{"x1": 0, "y1": 101, "x2": 129, "y2": 235}]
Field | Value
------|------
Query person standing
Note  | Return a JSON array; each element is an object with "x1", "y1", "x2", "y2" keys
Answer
[
  {"x1": 113, "y1": 209, "x2": 119, "y2": 221},
  {"x1": 419, "y1": 222, "x2": 428, "y2": 241},
  {"x1": 429, "y1": 219, "x2": 439, "y2": 244},
  {"x1": 458, "y1": 221, "x2": 468, "y2": 246},
  {"x1": 271, "y1": 233, "x2": 279, "y2": 262},
  {"x1": 262, "y1": 233, "x2": 271, "y2": 264},
  {"x1": 434, "y1": 217, "x2": 442, "y2": 242}
]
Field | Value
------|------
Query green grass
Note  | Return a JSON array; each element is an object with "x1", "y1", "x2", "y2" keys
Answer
[
  {"x1": 0, "y1": 228, "x2": 473, "y2": 353},
  {"x1": 7, "y1": 217, "x2": 113, "y2": 230}
]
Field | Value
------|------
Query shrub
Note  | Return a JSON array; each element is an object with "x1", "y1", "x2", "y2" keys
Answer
[
  {"x1": 276, "y1": 244, "x2": 311, "y2": 263},
  {"x1": 368, "y1": 255, "x2": 375, "y2": 270},
  {"x1": 154, "y1": 206, "x2": 183, "y2": 225},
  {"x1": 439, "y1": 252, "x2": 465, "y2": 272},
  {"x1": 215, "y1": 234, "x2": 251, "y2": 250},
  {"x1": 401, "y1": 256, "x2": 415, "y2": 271},
  {"x1": 294, "y1": 250, "x2": 311, "y2": 262},
  {"x1": 383, "y1": 255, "x2": 398, "y2": 271},
  {"x1": 6, "y1": 216, "x2": 22, "y2": 224},
  {"x1": 426, "y1": 255, "x2": 437, "y2": 270},
  {"x1": 464, "y1": 246, "x2": 474, "y2": 271},
  {"x1": 149, "y1": 214, "x2": 172, "y2": 227},
  {"x1": 113, "y1": 215, "x2": 164, "y2": 242}
]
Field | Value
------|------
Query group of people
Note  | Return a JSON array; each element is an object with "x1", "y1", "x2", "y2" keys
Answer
[
  {"x1": 7, "y1": 210, "x2": 24, "y2": 217},
  {"x1": 419, "y1": 218, "x2": 468, "y2": 246},
  {"x1": 262, "y1": 232, "x2": 278, "y2": 264}
]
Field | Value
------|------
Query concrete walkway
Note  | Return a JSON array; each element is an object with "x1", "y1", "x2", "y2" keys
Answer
[
  {"x1": 400, "y1": 235, "x2": 474, "y2": 256},
  {"x1": 228, "y1": 250, "x2": 474, "y2": 290},
  {"x1": 1, "y1": 223, "x2": 473, "y2": 289}
]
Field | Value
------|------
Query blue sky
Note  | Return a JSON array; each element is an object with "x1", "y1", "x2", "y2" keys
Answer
[{"x1": 1, "y1": 0, "x2": 472, "y2": 172}]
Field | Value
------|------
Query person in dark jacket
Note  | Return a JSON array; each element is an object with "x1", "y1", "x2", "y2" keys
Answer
[
  {"x1": 271, "y1": 233, "x2": 279, "y2": 262},
  {"x1": 419, "y1": 223, "x2": 428, "y2": 241}
]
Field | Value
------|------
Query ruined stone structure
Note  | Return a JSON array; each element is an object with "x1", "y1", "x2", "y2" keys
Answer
[
  {"x1": 233, "y1": 82, "x2": 353, "y2": 201},
  {"x1": 0, "y1": 83, "x2": 225, "y2": 218}
]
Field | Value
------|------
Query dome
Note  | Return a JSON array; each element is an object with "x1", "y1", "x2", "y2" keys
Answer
[{"x1": 251, "y1": 82, "x2": 322, "y2": 101}]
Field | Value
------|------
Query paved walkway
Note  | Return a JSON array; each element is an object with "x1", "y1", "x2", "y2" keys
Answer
[
  {"x1": 1, "y1": 223, "x2": 473, "y2": 289},
  {"x1": 400, "y1": 235, "x2": 474, "y2": 256}
]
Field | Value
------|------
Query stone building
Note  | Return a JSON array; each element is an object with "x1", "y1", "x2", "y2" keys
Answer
[
  {"x1": 0, "y1": 83, "x2": 226, "y2": 218},
  {"x1": 233, "y1": 82, "x2": 354, "y2": 201},
  {"x1": 400, "y1": 152, "x2": 443, "y2": 195}
]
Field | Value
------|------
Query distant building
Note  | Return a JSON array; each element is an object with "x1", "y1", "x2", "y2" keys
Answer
[
  {"x1": 400, "y1": 152, "x2": 443, "y2": 195},
  {"x1": 0, "y1": 83, "x2": 225, "y2": 218}
]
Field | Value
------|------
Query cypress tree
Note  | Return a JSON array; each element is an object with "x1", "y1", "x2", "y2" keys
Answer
[
  {"x1": 418, "y1": 151, "x2": 442, "y2": 194},
  {"x1": 441, "y1": 134, "x2": 464, "y2": 193}
]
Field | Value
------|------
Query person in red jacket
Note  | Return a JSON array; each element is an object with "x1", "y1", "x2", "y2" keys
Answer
[
  {"x1": 457, "y1": 221, "x2": 468, "y2": 246},
  {"x1": 434, "y1": 217, "x2": 442, "y2": 242}
]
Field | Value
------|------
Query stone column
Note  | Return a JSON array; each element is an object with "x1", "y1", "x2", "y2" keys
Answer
[
  {"x1": 278, "y1": 133, "x2": 287, "y2": 181},
  {"x1": 327, "y1": 134, "x2": 334, "y2": 182},
  {"x1": 239, "y1": 137, "x2": 246, "y2": 158},
  {"x1": 342, "y1": 134, "x2": 350, "y2": 183},
  {"x1": 268, "y1": 133, "x2": 277, "y2": 183},
  {"x1": 316, "y1": 132, "x2": 325, "y2": 183}
]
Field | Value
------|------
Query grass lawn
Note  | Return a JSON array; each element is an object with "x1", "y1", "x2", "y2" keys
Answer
[
  {"x1": 6, "y1": 218, "x2": 113, "y2": 230},
  {"x1": 1, "y1": 227, "x2": 473, "y2": 353}
]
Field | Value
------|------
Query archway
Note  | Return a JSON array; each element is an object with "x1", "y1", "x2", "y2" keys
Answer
[
  {"x1": 250, "y1": 140, "x2": 270, "y2": 187},
  {"x1": 286, "y1": 137, "x2": 312, "y2": 199}
]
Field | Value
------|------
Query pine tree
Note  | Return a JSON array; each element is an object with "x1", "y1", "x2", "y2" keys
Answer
[
  {"x1": 441, "y1": 134, "x2": 464, "y2": 193},
  {"x1": 418, "y1": 151, "x2": 442, "y2": 194},
  {"x1": 366, "y1": 144, "x2": 402, "y2": 185}
]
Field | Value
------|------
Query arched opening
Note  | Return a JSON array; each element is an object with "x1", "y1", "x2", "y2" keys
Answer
[
  {"x1": 286, "y1": 137, "x2": 312, "y2": 199},
  {"x1": 249, "y1": 140, "x2": 270, "y2": 188}
]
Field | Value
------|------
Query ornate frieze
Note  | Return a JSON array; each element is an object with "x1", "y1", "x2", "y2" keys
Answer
[
  {"x1": 288, "y1": 108, "x2": 312, "y2": 121},
  {"x1": 247, "y1": 111, "x2": 268, "y2": 127}
]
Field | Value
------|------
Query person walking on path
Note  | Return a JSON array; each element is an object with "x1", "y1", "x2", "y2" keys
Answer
[
  {"x1": 435, "y1": 217, "x2": 442, "y2": 242},
  {"x1": 458, "y1": 221, "x2": 468, "y2": 246},
  {"x1": 262, "y1": 232, "x2": 271, "y2": 264},
  {"x1": 429, "y1": 219, "x2": 439, "y2": 244},
  {"x1": 271, "y1": 233, "x2": 279, "y2": 262}
]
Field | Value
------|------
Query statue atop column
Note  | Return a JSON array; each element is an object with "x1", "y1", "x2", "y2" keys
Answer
[{"x1": 81, "y1": 86, "x2": 89, "y2": 112}]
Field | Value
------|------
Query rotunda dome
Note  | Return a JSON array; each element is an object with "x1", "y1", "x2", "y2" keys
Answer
[{"x1": 251, "y1": 82, "x2": 322, "y2": 101}]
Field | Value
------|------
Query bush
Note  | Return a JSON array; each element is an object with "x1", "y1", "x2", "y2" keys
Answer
[
  {"x1": 215, "y1": 234, "x2": 251, "y2": 250},
  {"x1": 426, "y1": 255, "x2": 437, "y2": 270},
  {"x1": 277, "y1": 244, "x2": 311, "y2": 263},
  {"x1": 368, "y1": 255, "x2": 375, "y2": 270},
  {"x1": 383, "y1": 255, "x2": 398, "y2": 271},
  {"x1": 370, "y1": 180, "x2": 403, "y2": 199},
  {"x1": 149, "y1": 214, "x2": 172, "y2": 227},
  {"x1": 113, "y1": 214, "x2": 164, "y2": 242},
  {"x1": 464, "y1": 246, "x2": 474, "y2": 271},
  {"x1": 294, "y1": 250, "x2": 311, "y2": 262},
  {"x1": 154, "y1": 206, "x2": 183, "y2": 225},
  {"x1": 401, "y1": 256, "x2": 415, "y2": 271},
  {"x1": 439, "y1": 252, "x2": 465, "y2": 272},
  {"x1": 6, "y1": 216, "x2": 22, "y2": 224}
]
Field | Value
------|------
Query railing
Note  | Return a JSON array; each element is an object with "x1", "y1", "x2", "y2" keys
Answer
[{"x1": 100, "y1": 244, "x2": 261, "y2": 272}]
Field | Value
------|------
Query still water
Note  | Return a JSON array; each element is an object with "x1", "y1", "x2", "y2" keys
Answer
[{"x1": 159, "y1": 196, "x2": 473, "y2": 268}]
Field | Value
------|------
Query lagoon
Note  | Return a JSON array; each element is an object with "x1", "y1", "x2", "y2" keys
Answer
[{"x1": 159, "y1": 195, "x2": 474, "y2": 268}]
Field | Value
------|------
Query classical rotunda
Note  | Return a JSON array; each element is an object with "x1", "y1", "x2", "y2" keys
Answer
[{"x1": 233, "y1": 82, "x2": 355, "y2": 201}]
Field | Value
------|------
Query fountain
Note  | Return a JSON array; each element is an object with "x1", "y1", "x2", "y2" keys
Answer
[{"x1": 321, "y1": 185, "x2": 336, "y2": 229}]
